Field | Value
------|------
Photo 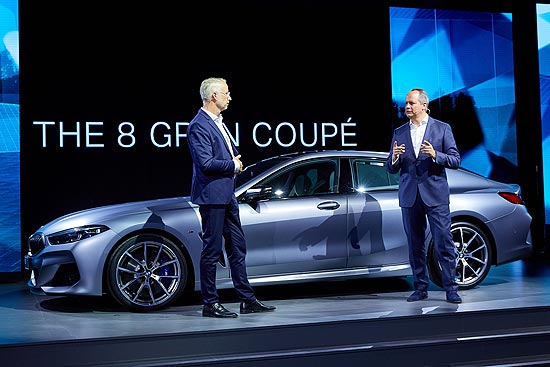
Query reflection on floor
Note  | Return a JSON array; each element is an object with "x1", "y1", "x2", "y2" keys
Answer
[{"x1": 1, "y1": 256, "x2": 550, "y2": 366}]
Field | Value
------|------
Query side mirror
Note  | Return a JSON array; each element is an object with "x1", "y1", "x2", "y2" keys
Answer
[{"x1": 242, "y1": 186, "x2": 273, "y2": 203}]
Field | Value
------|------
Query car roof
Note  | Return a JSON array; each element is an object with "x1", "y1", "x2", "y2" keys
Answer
[
  {"x1": 236, "y1": 150, "x2": 391, "y2": 190},
  {"x1": 252, "y1": 150, "x2": 390, "y2": 164}
]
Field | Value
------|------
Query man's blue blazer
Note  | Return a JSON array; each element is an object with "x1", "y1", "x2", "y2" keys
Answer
[
  {"x1": 385, "y1": 116, "x2": 461, "y2": 208},
  {"x1": 187, "y1": 108, "x2": 238, "y2": 205}
]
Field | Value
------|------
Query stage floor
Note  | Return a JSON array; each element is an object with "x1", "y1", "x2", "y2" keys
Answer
[{"x1": 1, "y1": 256, "x2": 550, "y2": 347}]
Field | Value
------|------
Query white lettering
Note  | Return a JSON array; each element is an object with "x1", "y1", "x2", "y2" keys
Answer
[
  {"x1": 118, "y1": 122, "x2": 135, "y2": 148},
  {"x1": 59, "y1": 121, "x2": 80, "y2": 148},
  {"x1": 253, "y1": 122, "x2": 272, "y2": 147},
  {"x1": 342, "y1": 117, "x2": 357, "y2": 147},
  {"x1": 275, "y1": 122, "x2": 296, "y2": 147},
  {"x1": 32, "y1": 119, "x2": 358, "y2": 149},
  {"x1": 174, "y1": 122, "x2": 189, "y2": 147},
  {"x1": 151, "y1": 121, "x2": 171, "y2": 148},
  {"x1": 86, "y1": 122, "x2": 104, "y2": 148},
  {"x1": 33, "y1": 121, "x2": 55, "y2": 147}
]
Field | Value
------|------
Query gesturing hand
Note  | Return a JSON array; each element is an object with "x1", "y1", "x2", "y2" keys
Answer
[
  {"x1": 234, "y1": 154, "x2": 243, "y2": 174},
  {"x1": 392, "y1": 141, "x2": 405, "y2": 161},
  {"x1": 420, "y1": 140, "x2": 436, "y2": 159}
]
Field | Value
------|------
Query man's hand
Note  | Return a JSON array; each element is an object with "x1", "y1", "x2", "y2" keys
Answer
[
  {"x1": 420, "y1": 140, "x2": 436, "y2": 159},
  {"x1": 392, "y1": 141, "x2": 405, "y2": 162},
  {"x1": 234, "y1": 154, "x2": 243, "y2": 174}
]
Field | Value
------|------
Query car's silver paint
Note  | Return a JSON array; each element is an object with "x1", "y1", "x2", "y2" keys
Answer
[{"x1": 26, "y1": 150, "x2": 533, "y2": 310}]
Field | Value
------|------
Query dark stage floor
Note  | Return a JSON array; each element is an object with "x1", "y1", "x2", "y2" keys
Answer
[{"x1": 2, "y1": 256, "x2": 550, "y2": 366}]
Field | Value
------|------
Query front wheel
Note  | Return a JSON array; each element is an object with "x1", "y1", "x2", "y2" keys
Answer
[
  {"x1": 428, "y1": 221, "x2": 493, "y2": 290},
  {"x1": 106, "y1": 234, "x2": 188, "y2": 312}
]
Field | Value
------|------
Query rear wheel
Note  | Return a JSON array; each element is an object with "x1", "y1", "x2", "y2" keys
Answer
[
  {"x1": 428, "y1": 221, "x2": 492, "y2": 290},
  {"x1": 106, "y1": 234, "x2": 188, "y2": 311}
]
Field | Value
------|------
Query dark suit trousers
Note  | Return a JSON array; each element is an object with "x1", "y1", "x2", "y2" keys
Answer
[
  {"x1": 198, "y1": 198, "x2": 256, "y2": 306},
  {"x1": 402, "y1": 191, "x2": 458, "y2": 292}
]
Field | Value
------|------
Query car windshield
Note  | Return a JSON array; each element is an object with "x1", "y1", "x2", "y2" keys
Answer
[{"x1": 236, "y1": 156, "x2": 291, "y2": 188}]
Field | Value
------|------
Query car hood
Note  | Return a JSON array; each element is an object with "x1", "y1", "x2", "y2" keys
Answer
[{"x1": 35, "y1": 196, "x2": 195, "y2": 234}]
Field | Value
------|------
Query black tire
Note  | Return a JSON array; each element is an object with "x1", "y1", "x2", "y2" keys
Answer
[
  {"x1": 106, "y1": 234, "x2": 188, "y2": 312},
  {"x1": 428, "y1": 221, "x2": 493, "y2": 290}
]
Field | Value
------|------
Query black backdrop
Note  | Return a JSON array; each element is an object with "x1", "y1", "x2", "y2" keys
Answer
[{"x1": 18, "y1": 0, "x2": 547, "y2": 256}]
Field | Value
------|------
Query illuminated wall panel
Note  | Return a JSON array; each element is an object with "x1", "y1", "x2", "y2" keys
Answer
[
  {"x1": 390, "y1": 7, "x2": 517, "y2": 184},
  {"x1": 537, "y1": 3, "x2": 550, "y2": 224},
  {"x1": 0, "y1": 0, "x2": 19, "y2": 273}
]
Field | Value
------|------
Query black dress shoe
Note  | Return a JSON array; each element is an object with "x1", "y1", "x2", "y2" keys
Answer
[
  {"x1": 202, "y1": 303, "x2": 238, "y2": 318},
  {"x1": 240, "y1": 300, "x2": 276, "y2": 314},
  {"x1": 407, "y1": 290, "x2": 428, "y2": 302},
  {"x1": 446, "y1": 291, "x2": 462, "y2": 304}
]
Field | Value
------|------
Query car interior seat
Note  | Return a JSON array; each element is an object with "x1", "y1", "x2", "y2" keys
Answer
[
  {"x1": 289, "y1": 174, "x2": 313, "y2": 197},
  {"x1": 307, "y1": 168, "x2": 331, "y2": 194}
]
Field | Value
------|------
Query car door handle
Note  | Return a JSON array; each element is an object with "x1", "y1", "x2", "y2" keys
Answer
[{"x1": 317, "y1": 201, "x2": 341, "y2": 210}]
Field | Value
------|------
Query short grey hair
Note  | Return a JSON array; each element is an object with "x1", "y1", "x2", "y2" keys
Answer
[
  {"x1": 200, "y1": 77, "x2": 227, "y2": 102},
  {"x1": 410, "y1": 88, "x2": 429, "y2": 106}
]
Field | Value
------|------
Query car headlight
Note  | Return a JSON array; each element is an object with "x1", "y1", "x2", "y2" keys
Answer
[{"x1": 47, "y1": 225, "x2": 110, "y2": 245}]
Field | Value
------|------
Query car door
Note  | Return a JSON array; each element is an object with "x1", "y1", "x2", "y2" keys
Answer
[
  {"x1": 238, "y1": 158, "x2": 349, "y2": 278},
  {"x1": 345, "y1": 158, "x2": 410, "y2": 268}
]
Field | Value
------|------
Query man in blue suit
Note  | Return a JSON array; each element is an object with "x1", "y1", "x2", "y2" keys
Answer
[
  {"x1": 187, "y1": 77, "x2": 276, "y2": 317},
  {"x1": 386, "y1": 88, "x2": 462, "y2": 304}
]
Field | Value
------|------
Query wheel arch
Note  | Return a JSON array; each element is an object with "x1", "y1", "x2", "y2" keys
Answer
[
  {"x1": 450, "y1": 214, "x2": 497, "y2": 266},
  {"x1": 101, "y1": 228, "x2": 196, "y2": 294}
]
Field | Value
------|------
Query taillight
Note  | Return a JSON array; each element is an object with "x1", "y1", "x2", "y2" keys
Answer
[{"x1": 498, "y1": 192, "x2": 524, "y2": 205}]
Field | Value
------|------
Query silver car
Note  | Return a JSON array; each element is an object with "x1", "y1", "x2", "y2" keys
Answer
[{"x1": 25, "y1": 150, "x2": 533, "y2": 312}]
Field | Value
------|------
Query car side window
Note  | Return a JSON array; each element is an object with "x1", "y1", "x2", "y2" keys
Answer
[
  {"x1": 256, "y1": 159, "x2": 339, "y2": 199},
  {"x1": 352, "y1": 159, "x2": 398, "y2": 191}
]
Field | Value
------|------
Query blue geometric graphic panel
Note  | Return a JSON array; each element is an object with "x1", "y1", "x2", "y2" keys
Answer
[
  {"x1": 390, "y1": 7, "x2": 516, "y2": 181},
  {"x1": 0, "y1": 0, "x2": 20, "y2": 273},
  {"x1": 537, "y1": 3, "x2": 550, "y2": 224}
]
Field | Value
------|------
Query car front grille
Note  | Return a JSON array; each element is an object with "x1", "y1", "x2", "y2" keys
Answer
[{"x1": 28, "y1": 233, "x2": 45, "y2": 255}]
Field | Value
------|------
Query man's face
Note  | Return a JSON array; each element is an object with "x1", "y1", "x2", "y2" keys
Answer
[
  {"x1": 404, "y1": 91, "x2": 425, "y2": 119},
  {"x1": 215, "y1": 84, "x2": 232, "y2": 112}
]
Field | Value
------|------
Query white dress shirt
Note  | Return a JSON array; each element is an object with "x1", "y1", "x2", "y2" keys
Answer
[
  {"x1": 214, "y1": 115, "x2": 235, "y2": 158},
  {"x1": 202, "y1": 108, "x2": 239, "y2": 173},
  {"x1": 410, "y1": 117, "x2": 428, "y2": 158}
]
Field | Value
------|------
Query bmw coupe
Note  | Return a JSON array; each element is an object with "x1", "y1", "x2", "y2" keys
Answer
[{"x1": 25, "y1": 150, "x2": 533, "y2": 311}]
